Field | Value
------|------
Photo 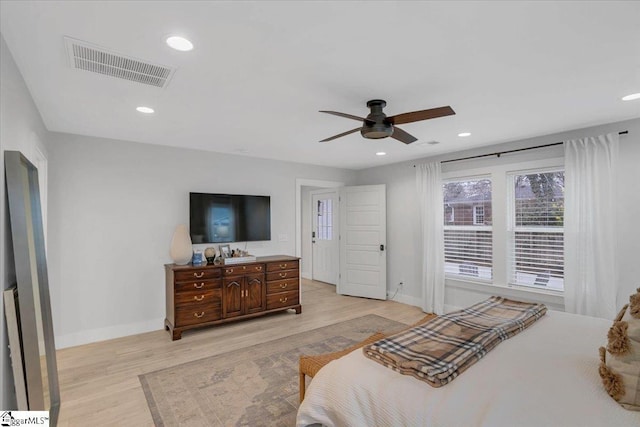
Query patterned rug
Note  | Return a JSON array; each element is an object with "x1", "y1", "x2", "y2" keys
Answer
[{"x1": 139, "y1": 314, "x2": 406, "y2": 427}]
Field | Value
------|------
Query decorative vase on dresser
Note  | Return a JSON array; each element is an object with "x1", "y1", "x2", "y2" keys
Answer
[{"x1": 170, "y1": 224, "x2": 192, "y2": 265}]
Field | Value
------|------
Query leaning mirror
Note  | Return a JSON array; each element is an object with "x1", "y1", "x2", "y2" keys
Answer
[{"x1": 5, "y1": 151, "x2": 60, "y2": 424}]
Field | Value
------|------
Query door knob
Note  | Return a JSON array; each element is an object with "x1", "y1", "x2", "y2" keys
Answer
[{"x1": 380, "y1": 244, "x2": 385, "y2": 251}]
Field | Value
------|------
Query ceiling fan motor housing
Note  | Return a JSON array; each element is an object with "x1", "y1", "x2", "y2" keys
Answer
[{"x1": 362, "y1": 99, "x2": 393, "y2": 139}]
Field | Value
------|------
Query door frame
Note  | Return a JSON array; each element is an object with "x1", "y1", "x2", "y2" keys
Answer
[{"x1": 295, "y1": 179, "x2": 344, "y2": 279}]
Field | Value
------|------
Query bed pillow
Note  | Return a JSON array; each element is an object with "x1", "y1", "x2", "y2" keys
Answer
[{"x1": 599, "y1": 287, "x2": 640, "y2": 411}]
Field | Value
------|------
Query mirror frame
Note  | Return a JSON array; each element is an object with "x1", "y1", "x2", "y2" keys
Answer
[{"x1": 5, "y1": 151, "x2": 59, "y2": 423}]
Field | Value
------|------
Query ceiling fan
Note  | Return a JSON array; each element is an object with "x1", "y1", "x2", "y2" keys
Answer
[{"x1": 319, "y1": 100, "x2": 455, "y2": 144}]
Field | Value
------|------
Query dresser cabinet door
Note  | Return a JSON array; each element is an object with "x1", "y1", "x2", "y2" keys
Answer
[
  {"x1": 245, "y1": 274, "x2": 266, "y2": 314},
  {"x1": 222, "y1": 277, "x2": 243, "y2": 318}
]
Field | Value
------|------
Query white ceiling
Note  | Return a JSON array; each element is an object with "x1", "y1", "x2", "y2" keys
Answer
[{"x1": 1, "y1": 1, "x2": 639, "y2": 170}]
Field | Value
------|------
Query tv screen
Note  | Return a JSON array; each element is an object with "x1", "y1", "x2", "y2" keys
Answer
[{"x1": 189, "y1": 193, "x2": 271, "y2": 244}]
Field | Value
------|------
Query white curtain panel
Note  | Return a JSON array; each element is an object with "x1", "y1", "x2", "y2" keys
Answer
[
  {"x1": 564, "y1": 133, "x2": 619, "y2": 319},
  {"x1": 416, "y1": 162, "x2": 445, "y2": 314}
]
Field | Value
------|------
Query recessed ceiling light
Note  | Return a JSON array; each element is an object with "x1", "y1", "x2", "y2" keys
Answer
[
  {"x1": 376, "y1": 152, "x2": 386, "y2": 156},
  {"x1": 136, "y1": 106, "x2": 154, "y2": 114},
  {"x1": 166, "y1": 36, "x2": 193, "y2": 51},
  {"x1": 622, "y1": 93, "x2": 640, "y2": 101},
  {"x1": 458, "y1": 132, "x2": 471, "y2": 137}
]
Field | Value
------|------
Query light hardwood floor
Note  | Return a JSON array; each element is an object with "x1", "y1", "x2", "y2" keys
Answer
[{"x1": 55, "y1": 279, "x2": 425, "y2": 426}]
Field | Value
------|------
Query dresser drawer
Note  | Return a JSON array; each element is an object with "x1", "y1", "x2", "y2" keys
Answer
[
  {"x1": 266, "y1": 269, "x2": 299, "y2": 281},
  {"x1": 175, "y1": 302, "x2": 222, "y2": 327},
  {"x1": 266, "y1": 290, "x2": 299, "y2": 310},
  {"x1": 175, "y1": 279, "x2": 221, "y2": 293},
  {"x1": 266, "y1": 278, "x2": 299, "y2": 295},
  {"x1": 175, "y1": 288, "x2": 221, "y2": 306},
  {"x1": 266, "y1": 260, "x2": 299, "y2": 272},
  {"x1": 175, "y1": 268, "x2": 220, "y2": 282},
  {"x1": 222, "y1": 264, "x2": 265, "y2": 276}
]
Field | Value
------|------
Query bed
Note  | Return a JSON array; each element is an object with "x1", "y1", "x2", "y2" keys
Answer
[{"x1": 296, "y1": 310, "x2": 640, "y2": 426}]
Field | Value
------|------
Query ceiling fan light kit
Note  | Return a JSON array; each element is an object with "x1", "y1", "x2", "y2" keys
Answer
[
  {"x1": 320, "y1": 99, "x2": 455, "y2": 144},
  {"x1": 361, "y1": 100, "x2": 393, "y2": 139}
]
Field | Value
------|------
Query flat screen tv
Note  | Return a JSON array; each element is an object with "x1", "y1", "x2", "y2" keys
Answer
[{"x1": 189, "y1": 193, "x2": 271, "y2": 244}]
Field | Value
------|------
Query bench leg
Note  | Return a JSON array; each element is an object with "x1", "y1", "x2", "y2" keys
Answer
[{"x1": 299, "y1": 372, "x2": 306, "y2": 402}]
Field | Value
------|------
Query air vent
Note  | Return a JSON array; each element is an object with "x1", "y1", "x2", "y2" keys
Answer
[{"x1": 64, "y1": 37, "x2": 175, "y2": 88}]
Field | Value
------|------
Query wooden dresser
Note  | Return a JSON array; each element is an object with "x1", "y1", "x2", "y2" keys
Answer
[{"x1": 165, "y1": 255, "x2": 301, "y2": 340}]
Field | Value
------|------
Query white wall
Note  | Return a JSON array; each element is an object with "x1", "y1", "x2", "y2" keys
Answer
[
  {"x1": 355, "y1": 117, "x2": 640, "y2": 314},
  {"x1": 0, "y1": 34, "x2": 50, "y2": 410},
  {"x1": 46, "y1": 133, "x2": 356, "y2": 348}
]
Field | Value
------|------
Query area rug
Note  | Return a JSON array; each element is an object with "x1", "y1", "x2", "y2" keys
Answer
[{"x1": 140, "y1": 314, "x2": 406, "y2": 427}]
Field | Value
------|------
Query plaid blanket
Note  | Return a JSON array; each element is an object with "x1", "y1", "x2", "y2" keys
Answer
[{"x1": 363, "y1": 296, "x2": 547, "y2": 387}]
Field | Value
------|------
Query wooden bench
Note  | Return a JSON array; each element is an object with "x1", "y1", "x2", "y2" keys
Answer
[{"x1": 299, "y1": 314, "x2": 436, "y2": 402}]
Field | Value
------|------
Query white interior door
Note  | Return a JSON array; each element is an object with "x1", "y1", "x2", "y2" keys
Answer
[
  {"x1": 338, "y1": 185, "x2": 387, "y2": 299},
  {"x1": 311, "y1": 190, "x2": 339, "y2": 284}
]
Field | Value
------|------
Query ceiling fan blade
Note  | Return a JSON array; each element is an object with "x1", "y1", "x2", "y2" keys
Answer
[
  {"x1": 320, "y1": 110, "x2": 376, "y2": 124},
  {"x1": 319, "y1": 127, "x2": 361, "y2": 142},
  {"x1": 390, "y1": 126, "x2": 418, "y2": 144},
  {"x1": 387, "y1": 106, "x2": 455, "y2": 125}
]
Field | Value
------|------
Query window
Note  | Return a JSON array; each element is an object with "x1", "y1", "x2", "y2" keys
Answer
[
  {"x1": 445, "y1": 205, "x2": 455, "y2": 223},
  {"x1": 443, "y1": 179, "x2": 492, "y2": 280},
  {"x1": 473, "y1": 205, "x2": 485, "y2": 225},
  {"x1": 316, "y1": 199, "x2": 333, "y2": 240},
  {"x1": 508, "y1": 170, "x2": 564, "y2": 291}
]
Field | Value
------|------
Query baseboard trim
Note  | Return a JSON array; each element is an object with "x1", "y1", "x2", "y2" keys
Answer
[
  {"x1": 390, "y1": 292, "x2": 422, "y2": 308},
  {"x1": 390, "y1": 295, "x2": 461, "y2": 315},
  {"x1": 55, "y1": 317, "x2": 164, "y2": 349},
  {"x1": 444, "y1": 304, "x2": 462, "y2": 313}
]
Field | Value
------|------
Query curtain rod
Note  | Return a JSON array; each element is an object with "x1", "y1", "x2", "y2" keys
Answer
[{"x1": 413, "y1": 130, "x2": 628, "y2": 166}]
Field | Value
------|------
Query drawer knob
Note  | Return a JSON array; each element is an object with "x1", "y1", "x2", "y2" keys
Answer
[
  {"x1": 194, "y1": 312, "x2": 205, "y2": 318},
  {"x1": 279, "y1": 297, "x2": 288, "y2": 303},
  {"x1": 280, "y1": 283, "x2": 288, "y2": 289},
  {"x1": 279, "y1": 272, "x2": 287, "y2": 278},
  {"x1": 194, "y1": 272, "x2": 205, "y2": 278},
  {"x1": 194, "y1": 295, "x2": 205, "y2": 302},
  {"x1": 279, "y1": 264, "x2": 287, "y2": 269},
  {"x1": 194, "y1": 282, "x2": 205, "y2": 289},
  {"x1": 256, "y1": 266, "x2": 263, "y2": 271},
  {"x1": 225, "y1": 269, "x2": 234, "y2": 274}
]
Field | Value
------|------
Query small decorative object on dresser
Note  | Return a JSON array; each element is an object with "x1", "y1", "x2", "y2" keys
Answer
[
  {"x1": 164, "y1": 255, "x2": 302, "y2": 340},
  {"x1": 192, "y1": 250, "x2": 205, "y2": 266},
  {"x1": 204, "y1": 247, "x2": 216, "y2": 264},
  {"x1": 219, "y1": 244, "x2": 231, "y2": 258},
  {"x1": 169, "y1": 224, "x2": 192, "y2": 265}
]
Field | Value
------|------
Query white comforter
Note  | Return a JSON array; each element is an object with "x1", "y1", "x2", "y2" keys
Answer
[{"x1": 297, "y1": 310, "x2": 640, "y2": 427}]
